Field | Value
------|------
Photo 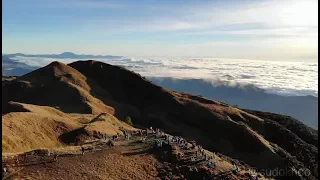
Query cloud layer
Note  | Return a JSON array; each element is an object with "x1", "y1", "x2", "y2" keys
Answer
[{"x1": 11, "y1": 56, "x2": 318, "y2": 97}]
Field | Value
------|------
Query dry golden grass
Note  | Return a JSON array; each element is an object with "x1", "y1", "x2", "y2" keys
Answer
[
  {"x1": 67, "y1": 82, "x2": 115, "y2": 115},
  {"x1": 175, "y1": 92, "x2": 264, "y2": 125},
  {"x1": 2, "y1": 105, "x2": 80, "y2": 153},
  {"x1": 85, "y1": 115, "x2": 137, "y2": 136},
  {"x1": 2, "y1": 102, "x2": 136, "y2": 153},
  {"x1": 23, "y1": 61, "x2": 91, "y2": 92}
]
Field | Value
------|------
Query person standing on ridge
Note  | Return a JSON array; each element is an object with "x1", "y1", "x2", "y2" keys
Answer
[
  {"x1": 54, "y1": 154, "x2": 59, "y2": 162},
  {"x1": 2, "y1": 166, "x2": 7, "y2": 178},
  {"x1": 81, "y1": 146, "x2": 85, "y2": 155}
]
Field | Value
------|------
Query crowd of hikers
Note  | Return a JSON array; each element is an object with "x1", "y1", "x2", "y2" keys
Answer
[
  {"x1": 2, "y1": 125, "x2": 258, "y2": 179},
  {"x1": 163, "y1": 134, "x2": 218, "y2": 170},
  {"x1": 78, "y1": 126, "x2": 243, "y2": 177},
  {"x1": 138, "y1": 126, "x2": 259, "y2": 179}
]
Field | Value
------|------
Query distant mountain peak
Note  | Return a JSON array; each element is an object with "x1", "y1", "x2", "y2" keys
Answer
[
  {"x1": 61, "y1": 52, "x2": 75, "y2": 55},
  {"x1": 60, "y1": 52, "x2": 77, "y2": 56}
]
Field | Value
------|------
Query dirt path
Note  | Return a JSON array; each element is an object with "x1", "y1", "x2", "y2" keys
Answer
[
  {"x1": 8, "y1": 139, "x2": 163, "y2": 180},
  {"x1": 4, "y1": 134, "x2": 270, "y2": 180},
  {"x1": 161, "y1": 141, "x2": 265, "y2": 180}
]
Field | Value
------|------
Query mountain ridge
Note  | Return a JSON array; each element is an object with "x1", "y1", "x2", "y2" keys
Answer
[
  {"x1": 2, "y1": 60, "x2": 318, "y2": 179},
  {"x1": 2, "y1": 54, "x2": 317, "y2": 129},
  {"x1": 149, "y1": 77, "x2": 318, "y2": 129}
]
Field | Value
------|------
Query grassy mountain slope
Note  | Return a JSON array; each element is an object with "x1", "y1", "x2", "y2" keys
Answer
[{"x1": 2, "y1": 60, "x2": 317, "y2": 179}]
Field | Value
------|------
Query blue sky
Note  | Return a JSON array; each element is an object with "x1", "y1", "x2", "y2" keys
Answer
[{"x1": 2, "y1": 0, "x2": 318, "y2": 61}]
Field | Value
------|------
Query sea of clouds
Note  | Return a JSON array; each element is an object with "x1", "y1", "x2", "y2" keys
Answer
[{"x1": 11, "y1": 56, "x2": 318, "y2": 97}]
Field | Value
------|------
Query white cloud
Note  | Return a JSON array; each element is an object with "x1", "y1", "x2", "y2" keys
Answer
[
  {"x1": 11, "y1": 55, "x2": 318, "y2": 97},
  {"x1": 88, "y1": 0, "x2": 317, "y2": 36},
  {"x1": 38, "y1": 0, "x2": 129, "y2": 9},
  {"x1": 3, "y1": 0, "x2": 318, "y2": 60},
  {"x1": 65, "y1": 1, "x2": 127, "y2": 9},
  {"x1": 178, "y1": 27, "x2": 318, "y2": 37}
]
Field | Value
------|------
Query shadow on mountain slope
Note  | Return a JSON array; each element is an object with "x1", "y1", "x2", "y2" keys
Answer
[
  {"x1": 148, "y1": 77, "x2": 318, "y2": 129},
  {"x1": 2, "y1": 60, "x2": 318, "y2": 179}
]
